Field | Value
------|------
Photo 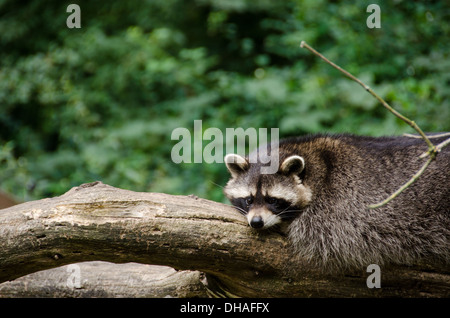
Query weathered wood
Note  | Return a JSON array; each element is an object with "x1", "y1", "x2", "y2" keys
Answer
[
  {"x1": 0, "y1": 261, "x2": 208, "y2": 298},
  {"x1": 0, "y1": 181, "x2": 448, "y2": 297}
]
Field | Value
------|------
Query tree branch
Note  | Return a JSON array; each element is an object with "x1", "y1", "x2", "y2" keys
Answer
[
  {"x1": 299, "y1": 41, "x2": 449, "y2": 208},
  {"x1": 0, "y1": 262, "x2": 208, "y2": 298},
  {"x1": 299, "y1": 41, "x2": 435, "y2": 151},
  {"x1": 0, "y1": 182, "x2": 449, "y2": 297},
  {"x1": 404, "y1": 132, "x2": 450, "y2": 139}
]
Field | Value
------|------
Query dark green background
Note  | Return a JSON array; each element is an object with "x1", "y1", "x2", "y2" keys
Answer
[{"x1": 1, "y1": 0, "x2": 449, "y2": 203}]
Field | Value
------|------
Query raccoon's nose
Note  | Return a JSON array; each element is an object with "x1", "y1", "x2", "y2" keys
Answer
[{"x1": 250, "y1": 216, "x2": 264, "y2": 229}]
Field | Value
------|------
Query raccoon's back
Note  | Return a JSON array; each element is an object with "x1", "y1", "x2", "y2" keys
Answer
[
  {"x1": 280, "y1": 133, "x2": 449, "y2": 214},
  {"x1": 285, "y1": 133, "x2": 450, "y2": 271},
  {"x1": 345, "y1": 134, "x2": 449, "y2": 215}
]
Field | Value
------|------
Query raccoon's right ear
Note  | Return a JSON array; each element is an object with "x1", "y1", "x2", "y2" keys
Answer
[
  {"x1": 224, "y1": 154, "x2": 249, "y2": 178},
  {"x1": 280, "y1": 155, "x2": 305, "y2": 176}
]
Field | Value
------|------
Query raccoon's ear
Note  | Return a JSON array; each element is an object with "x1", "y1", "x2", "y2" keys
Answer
[
  {"x1": 224, "y1": 154, "x2": 249, "y2": 177},
  {"x1": 280, "y1": 155, "x2": 305, "y2": 175}
]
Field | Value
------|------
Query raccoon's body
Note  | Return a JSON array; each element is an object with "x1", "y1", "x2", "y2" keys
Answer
[{"x1": 224, "y1": 134, "x2": 450, "y2": 272}]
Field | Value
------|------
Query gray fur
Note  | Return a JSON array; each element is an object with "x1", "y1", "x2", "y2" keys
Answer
[{"x1": 224, "y1": 134, "x2": 450, "y2": 272}]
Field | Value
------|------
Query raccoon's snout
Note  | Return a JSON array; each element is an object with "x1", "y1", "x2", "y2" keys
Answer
[
  {"x1": 250, "y1": 215, "x2": 264, "y2": 229},
  {"x1": 247, "y1": 208, "x2": 281, "y2": 229}
]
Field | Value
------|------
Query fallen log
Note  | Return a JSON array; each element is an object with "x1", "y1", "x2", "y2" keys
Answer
[
  {"x1": 0, "y1": 261, "x2": 208, "y2": 298},
  {"x1": 0, "y1": 181, "x2": 448, "y2": 297}
]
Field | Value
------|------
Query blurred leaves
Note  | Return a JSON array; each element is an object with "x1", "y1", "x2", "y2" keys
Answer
[{"x1": 0, "y1": 0, "x2": 449, "y2": 202}]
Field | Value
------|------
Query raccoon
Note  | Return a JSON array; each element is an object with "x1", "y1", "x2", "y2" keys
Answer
[{"x1": 224, "y1": 134, "x2": 450, "y2": 272}]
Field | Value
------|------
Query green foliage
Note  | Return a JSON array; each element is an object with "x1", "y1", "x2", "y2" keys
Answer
[{"x1": 0, "y1": 0, "x2": 449, "y2": 203}]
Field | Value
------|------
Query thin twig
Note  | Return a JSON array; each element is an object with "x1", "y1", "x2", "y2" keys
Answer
[
  {"x1": 299, "y1": 41, "x2": 447, "y2": 208},
  {"x1": 405, "y1": 133, "x2": 450, "y2": 158},
  {"x1": 433, "y1": 137, "x2": 450, "y2": 154},
  {"x1": 299, "y1": 41, "x2": 436, "y2": 153},
  {"x1": 419, "y1": 137, "x2": 450, "y2": 158},
  {"x1": 404, "y1": 132, "x2": 450, "y2": 139}
]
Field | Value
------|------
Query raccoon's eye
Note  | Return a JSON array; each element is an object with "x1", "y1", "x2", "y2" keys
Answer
[
  {"x1": 266, "y1": 197, "x2": 278, "y2": 205},
  {"x1": 245, "y1": 197, "x2": 253, "y2": 206}
]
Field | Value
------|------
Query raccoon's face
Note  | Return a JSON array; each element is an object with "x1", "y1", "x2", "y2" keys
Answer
[{"x1": 223, "y1": 153, "x2": 312, "y2": 229}]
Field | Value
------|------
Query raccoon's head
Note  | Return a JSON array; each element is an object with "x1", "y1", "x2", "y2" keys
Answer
[{"x1": 223, "y1": 153, "x2": 312, "y2": 229}]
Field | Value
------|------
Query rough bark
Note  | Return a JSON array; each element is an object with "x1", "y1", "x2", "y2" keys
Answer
[
  {"x1": 0, "y1": 261, "x2": 208, "y2": 298},
  {"x1": 0, "y1": 181, "x2": 448, "y2": 297}
]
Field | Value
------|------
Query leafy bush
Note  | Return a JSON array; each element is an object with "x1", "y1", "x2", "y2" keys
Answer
[{"x1": 1, "y1": 0, "x2": 449, "y2": 202}]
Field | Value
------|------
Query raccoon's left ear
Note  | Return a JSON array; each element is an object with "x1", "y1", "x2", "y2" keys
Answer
[
  {"x1": 224, "y1": 154, "x2": 249, "y2": 178},
  {"x1": 280, "y1": 155, "x2": 305, "y2": 175}
]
